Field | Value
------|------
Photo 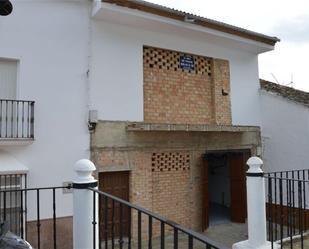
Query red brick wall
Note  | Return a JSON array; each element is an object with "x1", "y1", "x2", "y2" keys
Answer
[{"x1": 143, "y1": 46, "x2": 232, "y2": 125}]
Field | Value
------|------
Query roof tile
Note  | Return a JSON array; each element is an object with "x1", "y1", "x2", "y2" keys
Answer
[{"x1": 260, "y1": 79, "x2": 309, "y2": 107}]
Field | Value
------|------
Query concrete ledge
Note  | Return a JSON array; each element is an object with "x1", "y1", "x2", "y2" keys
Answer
[
  {"x1": 0, "y1": 138, "x2": 34, "y2": 147},
  {"x1": 91, "y1": 120, "x2": 261, "y2": 151},
  {"x1": 126, "y1": 122, "x2": 260, "y2": 133}
]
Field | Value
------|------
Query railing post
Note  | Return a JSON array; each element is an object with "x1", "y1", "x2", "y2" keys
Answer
[
  {"x1": 73, "y1": 159, "x2": 98, "y2": 249},
  {"x1": 233, "y1": 157, "x2": 276, "y2": 249},
  {"x1": 30, "y1": 101, "x2": 35, "y2": 138}
]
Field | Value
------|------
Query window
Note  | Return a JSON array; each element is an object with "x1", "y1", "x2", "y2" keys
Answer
[
  {"x1": 0, "y1": 173, "x2": 26, "y2": 235},
  {"x1": 0, "y1": 59, "x2": 17, "y2": 99}
]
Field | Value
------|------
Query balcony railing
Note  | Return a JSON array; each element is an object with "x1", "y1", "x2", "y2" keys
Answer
[{"x1": 0, "y1": 99, "x2": 35, "y2": 140}]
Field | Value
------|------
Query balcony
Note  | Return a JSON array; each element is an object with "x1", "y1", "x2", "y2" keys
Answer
[{"x1": 0, "y1": 99, "x2": 35, "y2": 143}]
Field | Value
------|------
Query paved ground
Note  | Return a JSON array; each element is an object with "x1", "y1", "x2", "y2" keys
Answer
[
  {"x1": 103, "y1": 234, "x2": 223, "y2": 249},
  {"x1": 101, "y1": 222, "x2": 248, "y2": 249},
  {"x1": 204, "y1": 222, "x2": 248, "y2": 248},
  {"x1": 209, "y1": 203, "x2": 230, "y2": 226},
  {"x1": 101, "y1": 223, "x2": 309, "y2": 248}
]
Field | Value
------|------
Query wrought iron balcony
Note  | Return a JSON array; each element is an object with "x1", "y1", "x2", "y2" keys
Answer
[{"x1": 0, "y1": 99, "x2": 35, "y2": 140}]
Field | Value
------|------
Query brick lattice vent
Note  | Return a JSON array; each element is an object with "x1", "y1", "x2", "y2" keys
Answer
[
  {"x1": 151, "y1": 152, "x2": 190, "y2": 172},
  {"x1": 144, "y1": 46, "x2": 212, "y2": 76}
]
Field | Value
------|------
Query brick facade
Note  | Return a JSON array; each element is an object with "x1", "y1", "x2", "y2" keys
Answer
[
  {"x1": 143, "y1": 47, "x2": 232, "y2": 125},
  {"x1": 93, "y1": 149, "x2": 200, "y2": 238},
  {"x1": 91, "y1": 121, "x2": 261, "y2": 239},
  {"x1": 90, "y1": 47, "x2": 253, "y2": 241}
]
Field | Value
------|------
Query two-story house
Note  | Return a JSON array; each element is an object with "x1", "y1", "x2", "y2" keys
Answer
[{"x1": 0, "y1": 0, "x2": 279, "y2": 248}]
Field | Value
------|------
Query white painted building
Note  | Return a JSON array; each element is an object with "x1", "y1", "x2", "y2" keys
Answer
[
  {"x1": 260, "y1": 80, "x2": 309, "y2": 172},
  {"x1": 0, "y1": 0, "x2": 91, "y2": 220},
  {"x1": 0, "y1": 0, "x2": 287, "y2": 247}
]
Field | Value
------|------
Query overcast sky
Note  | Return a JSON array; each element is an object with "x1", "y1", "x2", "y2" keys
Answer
[{"x1": 148, "y1": 0, "x2": 309, "y2": 92}]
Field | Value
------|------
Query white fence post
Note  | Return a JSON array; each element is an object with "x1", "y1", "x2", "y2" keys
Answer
[
  {"x1": 73, "y1": 159, "x2": 99, "y2": 249},
  {"x1": 233, "y1": 156, "x2": 275, "y2": 249}
]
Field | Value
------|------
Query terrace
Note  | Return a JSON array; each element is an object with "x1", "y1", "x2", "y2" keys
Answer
[{"x1": 0, "y1": 158, "x2": 308, "y2": 249}]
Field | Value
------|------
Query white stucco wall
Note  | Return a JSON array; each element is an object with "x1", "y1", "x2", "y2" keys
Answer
[
  {"x1": 0, "y1": 0, "x2": 91, "y2": 219},
  {"x1": 261, "y1": 91, "x2": 309, "y2": 172},
  {"x1": 90, "y1": 20, "x2": 263, "y2": 126}
]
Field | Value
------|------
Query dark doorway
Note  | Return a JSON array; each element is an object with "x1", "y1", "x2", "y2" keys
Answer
[
  {"x1": 203, "y1": 150, "x2": 250, "y2": 229},
  {"x1": 99, "y1": 171, "x2": 130, "y2": 239}
]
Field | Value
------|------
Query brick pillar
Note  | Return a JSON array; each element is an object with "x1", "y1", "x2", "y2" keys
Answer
[{"x1": 212, "y1": 58, "x2": 232, "y2": 125}]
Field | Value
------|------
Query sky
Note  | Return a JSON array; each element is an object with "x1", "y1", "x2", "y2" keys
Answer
[{"x1": 148, "y1": 0, "x2": 309, "y2": 92}]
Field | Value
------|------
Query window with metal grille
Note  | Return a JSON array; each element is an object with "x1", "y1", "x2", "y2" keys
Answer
[{"x1": 0, "y1": 173, "x2": 27, "y2": 235}]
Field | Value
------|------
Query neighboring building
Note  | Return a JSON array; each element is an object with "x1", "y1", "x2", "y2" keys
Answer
[
  {"x1": 0, "y1": 0, "x2": 280, "y2": 247},
  {"x1": 260, "y1": 79, "x2": 309, "y2": 173},
  {"x1": 0, "y1": 0, "x2": 90, "y2": 247}
]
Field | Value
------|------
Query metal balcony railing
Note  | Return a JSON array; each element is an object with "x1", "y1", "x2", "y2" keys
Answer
[{"x1": 0, "y1": 99, "x2": 35, "y2": 140}]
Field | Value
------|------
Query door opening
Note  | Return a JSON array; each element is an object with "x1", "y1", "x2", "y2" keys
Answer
[
  {"x1": 208, "y1": 153, "x2": 230, "y2": 225},
  {"x1": 203, "y1": 150, "x2": 249, "y2": 229}
]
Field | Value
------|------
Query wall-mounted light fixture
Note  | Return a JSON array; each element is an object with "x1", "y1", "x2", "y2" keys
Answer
[{"x1": 0, "y1": 0, "x2": 13, "y2": 16}]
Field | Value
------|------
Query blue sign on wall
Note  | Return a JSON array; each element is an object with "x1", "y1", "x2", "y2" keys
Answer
[{"x1": 180, "y1": 55, "x2": 195, "y2": 71}]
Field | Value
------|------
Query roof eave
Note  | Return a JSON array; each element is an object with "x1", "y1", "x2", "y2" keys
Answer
[{"x1": 101, "y1": 0, "x2": 280, "y2": 46}]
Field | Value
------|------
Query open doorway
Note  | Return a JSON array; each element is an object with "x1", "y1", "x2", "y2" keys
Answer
[
  {"x1": 208, "y1": 153, "x2": 230, "y2": 225},
  {"x1": 202, "y1": 150, "x2": 250, "y2": 230}
]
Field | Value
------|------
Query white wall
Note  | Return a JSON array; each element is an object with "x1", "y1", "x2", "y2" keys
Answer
[
  {"x1": 261, "y1": 91, "x2": 309, "y2": 172},
  {"x1": 0, "y1": 0, "x2": 91, "y2": 219},
  {"x1": 90, "y1": 20, "x2": 262, "y2": 126}
]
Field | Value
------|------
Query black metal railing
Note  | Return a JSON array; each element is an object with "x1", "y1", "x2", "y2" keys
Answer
[
  {"x1": 1, "y1": 184, "x2": 228, "y2": 249},
  {"x1": 265, "y1": 170, "x2": 309, "y2": 249},
  {"x1": 0, "y1": 99, "x2": 35, "y2": 139},
  {"x1": 0, "y1": 185, "x2": 69, "y2": 249},
  {"x1": 89, "y1": 188, "x2": 228, "y2": 249}
]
